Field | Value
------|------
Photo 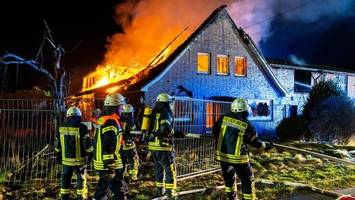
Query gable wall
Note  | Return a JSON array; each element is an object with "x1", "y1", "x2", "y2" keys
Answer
[{"x1": 144, "y1": 11, "x2": 285, "y2": 135}]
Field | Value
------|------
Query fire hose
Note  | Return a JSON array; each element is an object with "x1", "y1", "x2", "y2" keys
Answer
[{"x1": 273, "y1": 143, "x2": 355, "y2": 166}]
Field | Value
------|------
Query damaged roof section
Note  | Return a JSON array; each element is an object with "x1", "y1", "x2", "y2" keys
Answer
[{"x1": 77, "y1": 5, "x2": 290, "y2": 97}]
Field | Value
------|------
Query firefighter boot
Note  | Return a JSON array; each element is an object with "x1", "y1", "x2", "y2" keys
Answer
[{"x1": 165, "y1": 189, "x2": 179, "y2": 200}]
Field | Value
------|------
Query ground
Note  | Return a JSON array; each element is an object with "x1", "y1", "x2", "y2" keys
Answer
[{"x1": 0, "y1": 142, "x2": 354, "y2": 200}]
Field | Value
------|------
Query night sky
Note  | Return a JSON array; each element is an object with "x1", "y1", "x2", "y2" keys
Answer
[{"x1": 1, "y1": 0, "x2": 354, "y2": 93}]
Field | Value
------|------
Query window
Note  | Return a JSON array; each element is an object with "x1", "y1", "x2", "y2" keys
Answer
[
  {"x1": 294, "y1": 70, "x2": 312, "y2": 93},
  {"x1": 197, "y1": 53, "x2": 210, "y2": 74},
  {"x1": 235, "y1": 57, "x2": 247, "y2": 76},
  {"x1": 216, "y1": 55, "x2": 229, "y2": 75}
]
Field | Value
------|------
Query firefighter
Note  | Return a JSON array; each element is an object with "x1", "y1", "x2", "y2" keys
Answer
[
  {"x1": 120, "y1": 104, "x2": 140, "y2": 181},
  {"x1": 54, "y1": 106, "x2": 93, "y2": 200},
  {"x1": 148, "y1": 93, "x2": 177, "y2": 199},
  {"x1": 93, "y1": 93, "x2": 128, "y2": 200},
  {"x1": 212, "y1": 98, "x2": 274, "y2": 200}
]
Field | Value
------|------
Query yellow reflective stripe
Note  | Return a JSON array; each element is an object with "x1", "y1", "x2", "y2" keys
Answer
[
  {"x1": 103, "y1": 154, "x2": 115, "y2": 160},
  {"x1": 62, "y1": 160, "x2": 85, "y2": 166},
  {"x1": 75, "y1": 133, "x2": 81, "y2": 160},
  {"x1": 115, "y1": 135, "x2": 122, "y2": 161},
  {"x1": 160, "y1": 119, "x2": 171, "y2": 125},
  {"x1": 156, "y1": 182, "x2": 164, "y2": 187},
  {"x1": 222, "y1": 117, "x2": 248, "y2": 130},
  {"x1": 165, "y1": 183, "x2": 174, "y2": 189},
  {"x1": 76, "y1": 188, "x2": 87, "y2": 195},
  {"x1": 96, "y1": 129, "x2": 102, "y2": 161},
  {"x1": 215, "y1": 154, "x2": 249, "y2": 164},
  {"x1": 129, "y1": 169, "x2": 138, "y2": 175},
  {"x1": 148, "y1": 142, "x2": 172, "y2": 151},
  {"x1": 60, "y1": 188, "x2": 71, "y2": 194},
  {"x1": 243, "y1": 193, "x2": 255, "y2": 200},
  {"x1": 217, "y1": 124, "x2": 227, "y2": 153},
  {"x1": 153, "y1": 114, "x2": 160, "y2": 132},
  {"x1": 102, "y1": 126, "x2": 118, "y2": 134},
  {"x1": 216, "y1": 151, "x2": 249, "y2": 159},
  {"x1": 86, "y1": 146, "x2": 94, "y2": 153},
  {"x1": 225, "y1": 186, "x2": 235, "y2": 192},
  {"x1": 235, "y1": 130, "x2": 245, "y2": 156},
  {"x1": 60, "y1": 134, "x2": 65, "y2": 159},
  {"x1": 170, "y1": 163, "x2": 177, "y2": 190},
  {"x1": 59, "y1": 127, "x2": 80, "y2": 135}
]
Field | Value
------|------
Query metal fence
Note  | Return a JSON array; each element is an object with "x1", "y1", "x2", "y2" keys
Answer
[
  {"x1": 0, "y1": 97, "x2": 230, "y2": 185},
  {"x1": 0, "y1": 99, "x2": 63, "y2": 185}
]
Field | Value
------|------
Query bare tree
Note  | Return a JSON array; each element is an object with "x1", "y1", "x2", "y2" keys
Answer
[{"x1": 0, "y1": 20, "x2": 66, "y2": 111}]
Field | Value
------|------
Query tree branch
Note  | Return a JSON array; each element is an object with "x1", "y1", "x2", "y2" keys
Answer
[{"x1": 0, "y1": 53, "x2": 55, "y2": 81}]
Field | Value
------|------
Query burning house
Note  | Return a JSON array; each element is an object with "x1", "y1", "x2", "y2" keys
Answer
[{"x1": 75, "y1": 5, "x2": 355, "y2": 135}]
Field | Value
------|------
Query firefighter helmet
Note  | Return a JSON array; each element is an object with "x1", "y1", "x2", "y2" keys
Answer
[
  {"x1": 66, "y1": 106, "x2": 82, "y2": 117},
  {"x1": 156, "y1": 93, "x2": 172, "y2": 102},
  {"x1": 122, "y1": 104, "x2": 134, "y2": 113},
  {"x1": 104, "y1": 93, "x2": 126, "y2": 106},
  {"x1": 231, "y1": 98, "x2": 248, "y2": 113}
]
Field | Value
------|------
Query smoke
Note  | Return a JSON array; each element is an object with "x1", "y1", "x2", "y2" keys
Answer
[
  {"x1": 103, "y1": 0, "x2": 354, "y2": 70},
  {"x1": 104, "y1": 0, "x2": 232, "y2": 69},
  {"x1": 227, "y1": 0, "x2": 355, "y2": 44},
  {"x1": 290, "y1": 54, "x2": 307, "y2": 65}
]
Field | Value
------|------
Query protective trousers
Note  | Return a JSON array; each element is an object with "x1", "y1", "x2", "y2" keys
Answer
[
  {"x1": 221, "y1": 162, "x2": 256, "y2": 200},
  {"x1": 60, "y1": 165, "x2": 87, "y2": 200},
  {"x1": 93, "y1": 168, "x2": 128, "y2": 200},
  {"x1": 121, "y1": 148, "x2": 140, "y2": 180},
  {"x1": 152, "y1": 151, "x2": 177, "y2": 195}
]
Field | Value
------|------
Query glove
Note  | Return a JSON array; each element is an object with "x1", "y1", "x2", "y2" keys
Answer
[{"x1": 264, "y1": 141, "x2": 274, "y2": 151}]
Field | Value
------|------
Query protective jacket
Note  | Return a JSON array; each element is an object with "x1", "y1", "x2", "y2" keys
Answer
[
  {"x1": 93, "y1": 113, "x2": 124, "y2": 170},
  {"x1": 54, "y1": 120, "x2": 93, "y2": 166},
  {"x1": 148, "y1": 108, "x2": 174, "y2": 152},
  {"x1": 212, "y1": 113, "x2": 265, "y2": 164}
]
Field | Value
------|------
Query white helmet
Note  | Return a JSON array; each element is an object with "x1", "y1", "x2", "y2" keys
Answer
[
  {"x1": 122, "y1": 104, "x2": 134, "y2": 113},
  {"x1": 66, "y1": 106, "x2": 82, "y2": 117},
  {"x1": 104, "y1": 93, "x2": 126, "y2": 106},
  {"x1": 156, "y1": 93, "x2": 172, "y2": 103},
  {"x1": 231, "y1": 98, "x2": 248, "y2": 113}
]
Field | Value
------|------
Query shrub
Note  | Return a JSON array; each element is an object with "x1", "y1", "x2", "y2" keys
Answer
[
  {"x1": 276, "y1": 115, "x2": 306, "y2": 142},
  {"x1": 309, "y1": 96, "x2": 355, "y2": 144},
  {"x1": 302, "y1": 79, "x2": 343, "y2": 138}
]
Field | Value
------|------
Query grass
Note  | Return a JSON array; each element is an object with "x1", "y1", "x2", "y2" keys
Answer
[{"x1": 0, "y1": 142, "x2": 354, "y2": 199}]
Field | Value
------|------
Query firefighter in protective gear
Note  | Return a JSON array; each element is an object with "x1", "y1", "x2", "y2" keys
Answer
[
  {"x1": 120, "y1": 104, "x2": 140, "y2": 181},
  {"x1": 148, "y1": 93, "x2": 177, "y2": 199},
  {"x1": 54, "y1": 107, "x2": 93, "y2": 200},
  {"x1": 212, "y1": 98, "x2": 274, "y2": 200},
  {"x1": 93, "y1": 93, "x2": 128, "y2": 200}
]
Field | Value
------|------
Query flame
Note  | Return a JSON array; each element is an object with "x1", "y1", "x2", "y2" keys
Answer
[{"x1": 82, "y1": 0, "x2": 234, "y2": 92}]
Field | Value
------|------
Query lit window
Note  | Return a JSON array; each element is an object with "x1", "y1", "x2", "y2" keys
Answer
[
  {"x1": 235, "y1": 57, "x2": 247, "y2": 76},
  {"x1": 197, "y1": 53, "x2": 210, "y2": 74},
  {"x1": 217, "y1": 55, "x2": 229, "y2": 75}
]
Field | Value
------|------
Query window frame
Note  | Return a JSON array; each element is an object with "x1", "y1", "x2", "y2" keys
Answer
[
  {"x1": 216, "y1": 54, "x2": 230, "y2": 76},
  {"x1": 234, "y1": 56, "x2": 247, "y2": 77},
  {"x1": 196, "y1": 52, "x2": 211, "y2": 74}
]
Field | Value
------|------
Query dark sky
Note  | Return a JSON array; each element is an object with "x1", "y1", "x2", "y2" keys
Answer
[{"x1": 1, "y1": 1, "x2": 354, "y2": 93}]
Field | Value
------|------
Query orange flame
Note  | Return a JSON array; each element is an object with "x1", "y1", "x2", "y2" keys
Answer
[{"x1": 82, "y1": 0, "x2": 233, "y2": 92}]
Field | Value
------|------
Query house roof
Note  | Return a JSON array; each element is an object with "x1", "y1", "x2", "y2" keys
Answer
[
  {"x1": 77, "y1": 5, "x2": 289, "y2": 97},
  {"x1": 269, "y1": 59, "x2": 355, "y2": 75}
]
